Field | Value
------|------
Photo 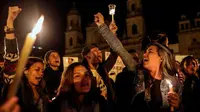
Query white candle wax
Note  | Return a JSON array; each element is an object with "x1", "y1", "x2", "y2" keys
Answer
[{"x1": 7, "y1": 16, "x2": 44, "y2": 98}]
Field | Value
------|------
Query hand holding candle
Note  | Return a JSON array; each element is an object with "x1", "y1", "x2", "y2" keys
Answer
[
  {"x1": 108, "y1": 4, "x2": 116, "y2": 22},
  {"x1": 7, "y1": 15, "x2": 44, "y2": 98},
  {"x1": 166, "y1": 80, "x2": 174, "y2": 112},
  {"x1": 166, "y1": 80, "x2": 180, "y2": 111}
]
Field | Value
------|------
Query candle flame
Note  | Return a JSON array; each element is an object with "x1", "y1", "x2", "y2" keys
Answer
[
  {"x1": 31, "y1": 15, "x2": 44, "y2": 36},
  {"x1": 166, "y1": 80, "x2": 173, "y2": 88},
  {"x1": 109, "y1": 9, "x2": 115, "y2": 15}
]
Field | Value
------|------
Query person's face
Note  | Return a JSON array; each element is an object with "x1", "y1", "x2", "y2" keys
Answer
[
  {"x1": 143, "y1": 45, "x2": 162, "y2": 71},
  {"x1": 185, "y1": 60, "x2": 198, "y2": 75},
  {"x1": 88, "y1": 47, "x2": 102, "y2": 64},
  {"x1": 48, "y1": 52, "x2": 60, "y2": 67},
  {"x1": 26, "y1": 62, "x2": 44, "y2": 86},
  {"x1": 73, "y1": 65, "x2": 91, "y2": 94}
]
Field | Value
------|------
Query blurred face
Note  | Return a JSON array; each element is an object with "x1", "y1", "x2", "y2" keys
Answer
[
  {"x1": 184, "y1": 60, "x2": 198, "y2": 75},
  {"x1": 176, "y1": 62, "x2": 185, "y2": 83},
  {"x1": 73, "y1": 65, "x2": 91, "y2": 94},
  {"x1": 143, "y1": 45, "x2": 162, "y2": 71},
  {"x1": 48, "y1": 52, "x2": 60, "y2": 67},
  {"x1": 26, "y1": 62, "x2": 44, "y2": 86},
  {"x1": 88, "y1": 47, "x2": 102, "y2": 64}
]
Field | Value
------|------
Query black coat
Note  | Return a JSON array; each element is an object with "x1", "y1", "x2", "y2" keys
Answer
[
  {"x1": 43, "y1": 67, "x2": 62, "y2": 99},
  {"x1": 82, "y1": 50, "x2": 118, "y2": 112},
  {"x1": 50, "y1": 91, "x2": 108, "y2": 112},
  {"x1": 182, "y1": 75, "x2": 200, "y2": 112}
]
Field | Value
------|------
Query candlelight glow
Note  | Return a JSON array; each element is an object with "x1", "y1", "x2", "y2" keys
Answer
[
  {"x1": 31, "y1": 15, "x2": 44, "y2": 36},
  {"x1": 108, "y1": 4, "x2": 116, "y2": 15},
  {"x1": 109, "y1": 9, "x2": 115, "y2": 15},
  {"x1": 166, "y1": 80, "x2": 173, "y2": 88}
]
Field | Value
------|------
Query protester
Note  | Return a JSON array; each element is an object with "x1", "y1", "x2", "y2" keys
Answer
[
  {"x1": 0, "y1": 6, "x2": 21, "y2": 101},
  {"x1": 43, "y1": 50, "x2": 62, "y2": 100},
  {"x1": 94, "y1": 12, "x2": 182, "y2": 111},
  {"x1": 0, "y1": 6, "x2": 21, "y2": 112},
  {"x1": 181, "y1": 56, "x2": 200, "y2": 112},
  {"x1": 53, "y1": 62, "x2": 107, "y2": 112},
  {"x1": 1, "y1": 6, "x2": 48, "y2": 112},
  {"x1": 17, "y1": 57, "x2": 48, "y2": 112},
  {"x1": 81, "y1": 24, "x2": 118, "y2": 112}
]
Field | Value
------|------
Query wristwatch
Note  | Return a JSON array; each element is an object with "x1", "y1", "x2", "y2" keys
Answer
[{"x1": 4, "y1": 26, "x2": 15, "y2": 34}]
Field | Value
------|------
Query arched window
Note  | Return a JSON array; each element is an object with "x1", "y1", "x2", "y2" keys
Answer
[
  {"x1": 131, "y1": 4, "x2": 136, "y2": 12},
  {"x1": 181, "y1": 24, "x2": 184, "y2": 30},
  {"x1": 69, "y1": 38, "x2": 73, "y2": 46},
  {"x1": 132, "y1": 24, "x2": 138, "y2": 34}
]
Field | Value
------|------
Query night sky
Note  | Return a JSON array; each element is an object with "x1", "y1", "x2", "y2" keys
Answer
[{"x1": 0, "y1": 0, "x2": 200, "y2": 57}]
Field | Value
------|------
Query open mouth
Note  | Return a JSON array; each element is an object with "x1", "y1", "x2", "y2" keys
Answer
[
  {"x1": 55, "y1": 61, "x2": 60, "y2": 63},
  {"x1": 35, "y1": 77, "x2": 42, "y2": 81},
  {"x1": 143, "y1": 58, "x2": 148, "y2": 62}
]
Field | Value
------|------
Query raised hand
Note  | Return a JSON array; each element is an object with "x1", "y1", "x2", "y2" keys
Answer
[
  {"x1": 7, "y1": 6, "x2": 22, "y2": 22},
  {"x1": 6, "y1": 6, "x2": 22, "y2": 39},
  {"x1": 94, "y1": 12, "x2": 104, "y2": 27},
  {"x1": 109, "y1": 22, "x2": 118, "y2": 35}
]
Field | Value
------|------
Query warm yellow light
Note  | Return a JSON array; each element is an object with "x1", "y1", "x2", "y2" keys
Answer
[
  {"x1": 31, "y1": 15, "x2": 44, "y2": 36},
  {"x1": 109, "y1": 9, "x2": 115, "y2": 15},
  {"x1": 108, "y1": 4, "x2": 116, "y2": 15},
  {"x1": 166, "y1": 79, "x2": 173, "y2": 88}
]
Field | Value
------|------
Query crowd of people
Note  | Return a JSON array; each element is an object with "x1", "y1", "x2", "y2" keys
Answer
[{"x1": 0, "y1": 6, "x2": 200, "y2": 112}]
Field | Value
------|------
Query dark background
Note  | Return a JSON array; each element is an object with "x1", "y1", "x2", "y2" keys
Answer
[{"x1": 0, "y1": 0, "x2": 200, "y2": 57}]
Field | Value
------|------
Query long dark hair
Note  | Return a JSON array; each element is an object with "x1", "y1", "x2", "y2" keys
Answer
[
  {"x1": 23, "y1": 57, "x2": 45, "y2": 89},
  {"x1": 180, "y1": 55, "x2": 198, "y2": 76},
  {"x1": 58, "y1": 62, "x2": 90, "y2": 93}
]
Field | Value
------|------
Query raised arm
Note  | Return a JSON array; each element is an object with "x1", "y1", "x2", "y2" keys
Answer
[
  {"x1": 103, "y1": 49, "x2": 118, "y2": 73},
  {"x1": 94, "y1": 13, "x2": 137, "y2": 71},
  {"x1": 3, "y1": 6, "x2": 21, "y2": 84}
]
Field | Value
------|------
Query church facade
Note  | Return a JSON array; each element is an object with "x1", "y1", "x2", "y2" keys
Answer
[
  {"x1": 177, "y1": 13, "x2": 200, "y2": 59},
  {"x1": 64, "y1": 0, "x2": 145, "y2": 60}
]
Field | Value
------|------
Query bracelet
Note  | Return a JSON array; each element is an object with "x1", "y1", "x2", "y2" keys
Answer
[{"x1": 4, "y1": 26, "x2": 15, "y2": 34}]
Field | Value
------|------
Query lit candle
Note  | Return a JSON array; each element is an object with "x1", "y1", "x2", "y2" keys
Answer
[
  {"x1": 7, "y1": 15, "x2": 44, "y2": 98},
  {"x1": 108, "y1": 4, "x2": 116, "y2": 22},
  {"x1": 166, "y1": 79, "x2": 174, "y2": 112}
]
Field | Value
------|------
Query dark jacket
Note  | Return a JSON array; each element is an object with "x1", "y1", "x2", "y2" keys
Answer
[
  {"x1": 43, "y1": 67, "x2": 62, "y2": 99},
  {"x1": 51, "y1": 91, "x2": 107, "y2": 112},
  {"x1": 182, "y1": 75, "x2": 200, "y2": 112},
  {"x1": 82, "y1": 50, "x2": 118, "y2": 112},
  {"x1": 115, "y1": 70, "x2": 137, "y2": 112}
]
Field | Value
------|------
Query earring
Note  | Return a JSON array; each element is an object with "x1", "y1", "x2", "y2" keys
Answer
[{"x1": 24, "y1": 71, "x2": 28, "y2": 76}]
